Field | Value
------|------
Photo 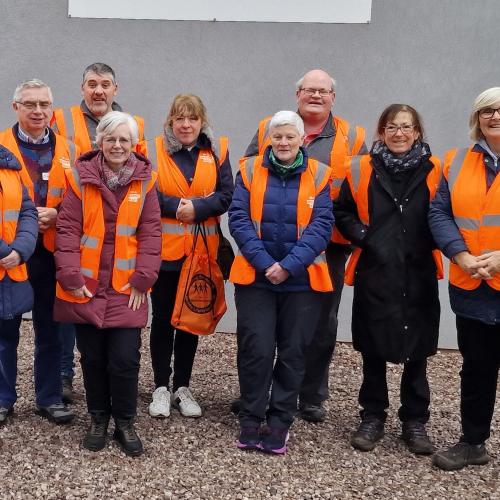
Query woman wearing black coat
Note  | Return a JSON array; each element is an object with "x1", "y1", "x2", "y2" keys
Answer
[{"x1": 333, "y1": 104, "x2": 442, "y2": 455}]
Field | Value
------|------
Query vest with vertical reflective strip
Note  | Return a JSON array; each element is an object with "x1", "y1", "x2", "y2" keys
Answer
[
  {"x1": 445, "y1": 147, "x2": 500, "y2": 291},
  {"x1": 0, "y1": 169, "x2": 28, "y2": 281},
  {"x1": 229, "y1": 156, "x2": 333, "y2": 292},
  {"x1": 255, "y1": 114, "x2": 365, "y2": 244},
  {"x1": 52, "y1": 106, "x2": 146, "y2": 156},
  {"x1": 0, "y1": 128, "x2": 77, "y2": 252},
  {"x1": 55, "y1": 166, "x2": 157, "y2": 303},
  {"x1": 344, "y1": 154, "x2": 443, "y2": 285},
  {"x1": 151, "y1": 136, "x2": 228, "y2": 261}
]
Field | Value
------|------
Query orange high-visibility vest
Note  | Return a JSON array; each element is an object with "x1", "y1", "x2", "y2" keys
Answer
[
  {"x1": 52, "y1": 106, "x2": 147, "y2": 156},
  {"x1": 229, "y1": 155, "x2": 333, "y2": 292},
  {"x1": 0, "y1": 128, "x2": 77, "y2": 252},
  {"x1": 343, "y1": 154, "x2": 443, "y2": 285},
  {"x1": 55, "y1": 166, "x2": 157, "y2": 303},
  {"x1": 0, "y1": 169, "x2": 29, "y2": 281},
  {"x1": 150, "y1": 136, "x2": 228, "y2": 261},
  {"x1": 255, "y1": 114, "x2": 365, "y2": 244},
  {"x1": 444, "y1": 147, "x2": 500, "y2": 291}
]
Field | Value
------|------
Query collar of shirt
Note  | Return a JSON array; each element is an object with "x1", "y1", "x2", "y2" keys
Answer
[
  {"x1": 80, "y1": 100, "x2": 123, "y2": 124},
  {"x1": 477, "y1": 139, "x2": 499, "y2": 170},
  {"x1": 17, "y1": 125, "x2": 50, "y2": 144},
  {"x1": 302, "y1": 115, "x2": 332, "y2": 146}
]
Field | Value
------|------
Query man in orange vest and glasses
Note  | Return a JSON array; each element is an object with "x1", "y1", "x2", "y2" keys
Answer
[
  {"x1": 0, "y1": 79, "x2": 76, "y2": 424},
  {"x1": 234, "y1": 69, "x2": 367, "y2": 422},
  {"x1": 51, "y1": 63, "x2": 147, "y2": 403}
]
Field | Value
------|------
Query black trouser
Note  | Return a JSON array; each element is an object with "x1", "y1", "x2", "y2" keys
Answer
[
  {"x1": 358, "y1": 354, "x2": 430, "y2": 424},
  {"x1": 236, "y1": 286, "x2": 323, "y2": 429},
  {"x1": 300, "y1": 244, "x2": 349, "y2": 405},
  {"x1": 150, "y1": 270, "x2": 198, "y2": 391},
  {"x1": 457, "y1": 316, "x2": 500, "y2": 445},
  {"x1": 75, "y1": 324, "x2": 141, "y2": 420}
]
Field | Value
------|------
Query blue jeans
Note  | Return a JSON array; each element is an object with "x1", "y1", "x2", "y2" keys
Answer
[{"x1": 60, "y1": 322, "x2": 76, "y2": 379}]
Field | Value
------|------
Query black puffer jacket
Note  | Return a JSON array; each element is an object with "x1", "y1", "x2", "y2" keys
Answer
[{"x1": 334, "y1": 153, "x2": 441, "y2": 363}]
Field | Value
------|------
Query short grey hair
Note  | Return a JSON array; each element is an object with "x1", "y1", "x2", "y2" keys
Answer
[
  {"x1": 296, "y1": 73, "x2": 336, "y2": 92},
  {"x1": 96, "y1": 111, "x2": 139, "y2": 146},
  {"x1": 269, "y1": 110, "x2": 305, "y2": 136},
  {"x1": 469, "y1": 87, "x2": 500, "y2": 141},
  {"x1": 13, "y1": 79, "x2": 53, "y2": 103},
  {"x1": 83, "y1": 63, "x2": 116, "y2": 83}
]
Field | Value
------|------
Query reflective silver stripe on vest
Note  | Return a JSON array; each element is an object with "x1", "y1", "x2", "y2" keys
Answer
[
  {"x1": 243, "y1": 156, "x2": 259, "y2": 188},
  {"x1": 50, "y1": 187, "x2": 64, "y2": 198},
  {"x1": 67, "y1": 139, "x2": 77, "y2": 167},
  {"x1": 115, "y1": 258, "x2": 136, "y2": 270},
  {"x1": 117, "y1": 225, "x2": 137, "y2": 236},
  {"x1": 347, "y1": 125, "x2": 357, "y2": 154},
  {"x1": 62, "y1": 108, "x2": 76, "y2": 143},
  {"x1": 331, "y1": 178, "x2": 343, "y2": 188},
  {"x1": 298, "y1": 225, "x2": 306, "y2": 238},
  {"x1": 139, "y1": 178, "x2": 150, "y2": 213},
  {"x1": 447, "y1": 148, "x2": 469, "y2": 191},
  {"x1": 313, "y1": 252, "x2": 327, "y2": 265},
  {"x1": 482, "y1": 215, "x2": 500, "y2": 227},
  {"x1": 350, "y1": 156, "x2": 363, "y2": 193},
  {"x1": 3, "y1": 209, "x2": 20, "y2": 222},
  {"x1": 314, "y1": 161, "x2": 330, "y2": 192},
  {"x1": 253, "y1": 221, "x2": 261, "y2": 235},
  {"x1": 162, "y1": 222, "x2": 190, "y2": 235},
  {"x1": 81, "y1": 234, "x2": 99, "y2": 249},
  {"x1": 81, "y1": 267, "x2": 93, "y2": 277},
  {"x1": 453, "y1": 216, "x2": 479, "y2": 230}
]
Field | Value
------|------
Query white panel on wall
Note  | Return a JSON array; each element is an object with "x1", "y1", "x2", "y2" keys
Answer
[{"x1": 68, "y1": 0, "x2": 372, "y2": 23}]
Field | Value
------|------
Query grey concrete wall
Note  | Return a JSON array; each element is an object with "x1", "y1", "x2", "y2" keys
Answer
[{"x1": 3, "y1": 0, "x2": 497, "y2": 348}]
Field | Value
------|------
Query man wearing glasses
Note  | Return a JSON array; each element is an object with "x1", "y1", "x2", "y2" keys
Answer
[
  {"x1": 0, "y1": 79, "x2": 76, "y2": 425},
  {"x1": 237, "y1": 69, "x2": 367, "y2": 422}
]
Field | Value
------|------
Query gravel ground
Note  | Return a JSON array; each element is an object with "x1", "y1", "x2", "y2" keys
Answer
[{"x1": 0, "y1": 320, "x2": 498, "y2": 500}]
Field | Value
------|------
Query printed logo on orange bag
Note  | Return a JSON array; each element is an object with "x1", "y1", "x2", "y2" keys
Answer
[{"x1": 185, "y1": 273, "x2": 217, "y2": 314}]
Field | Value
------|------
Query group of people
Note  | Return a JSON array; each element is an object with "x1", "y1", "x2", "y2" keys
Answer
[{"x1": 0, "y1": 63, "x2": 498, "y2": 471}]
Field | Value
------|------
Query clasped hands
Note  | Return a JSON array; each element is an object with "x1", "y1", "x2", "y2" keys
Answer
[
  {"x1": 265, "y1": 262, "x2": 290, "y2": 285},
  {"x1": 68, "y1": 283, "x2": 146, "y2": 311},
  {"x1": 37, "y1": 207, "x2": 57, "y2": 232},
  {"x1": 176, "y1": 198, "x2": 195, "y2": 224},
  {"x1": 454, "y1": 250, "x2": 500, "y2": 279}
]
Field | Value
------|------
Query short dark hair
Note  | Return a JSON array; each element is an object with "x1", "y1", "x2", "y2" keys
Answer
[
  {"x1": 376, "y1": 103, "x2": 425, "y2": 140},
  {"x1": 82, "y1": 63, "x2": 116, "y2": 83}
]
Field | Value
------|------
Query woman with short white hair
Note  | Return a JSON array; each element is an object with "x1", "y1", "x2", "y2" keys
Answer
[
  {"x1": 54, "y1": 110, "x2": 161, "y2": 457},
  {"x1": 430, "y1": 87, "x2": 500, "y2": 471},
  {"x1": 229, "y1": 110, "x2": 334, "y2": 454}
]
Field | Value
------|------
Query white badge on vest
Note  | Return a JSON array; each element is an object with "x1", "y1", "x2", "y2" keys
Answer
[{"x1": 42, "y1": 172, "x2": 50, "y2": 181}]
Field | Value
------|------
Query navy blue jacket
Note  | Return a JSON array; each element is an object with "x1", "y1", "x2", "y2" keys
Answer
[
  {"x1": 229, "y1": 147, "x2": 334, "y2": 292},
  {"x1": 428, "y1": 143, "x2": 500, "y2": 325},
  {"x1": 0, "y1": 145, "x2": 38, "y2": 319}
]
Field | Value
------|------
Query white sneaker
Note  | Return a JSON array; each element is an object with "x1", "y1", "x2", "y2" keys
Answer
[
  {"x1": 172, "y1": 387, "x2": 202, "y2": 417},
  {"x1": 148, "y1": 386, "x2": 171, "y2": 418}
]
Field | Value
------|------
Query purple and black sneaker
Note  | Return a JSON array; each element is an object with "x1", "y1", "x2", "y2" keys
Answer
[
  {"x1": 260, "y1": 427, "x2": 289, "y2": 455},
  {"x1": 236, "y1": 426, "x2": 261, "y2": 451}
]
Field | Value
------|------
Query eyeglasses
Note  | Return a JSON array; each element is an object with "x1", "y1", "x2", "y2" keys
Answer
[
  {"x1": 103, "y1": 137, "x2": 131, "y2": 145},
  {"x1": 300, "y1": 88, "x2": 334, "y2": 97},
  {"x1": 16, "y1": 100, "x2": 52, "y2": 110},
  {"x1": 384, "y1": 124, "x2": 415, "y2": 135},
  {"x1": 479, "y1": 107, "x2": 500, "y2": 119}
]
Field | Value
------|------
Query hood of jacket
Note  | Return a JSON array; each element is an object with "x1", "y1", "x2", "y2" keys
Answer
[
  {"x1": 75, "y1": 149, "x2": 153, "y2": 187},
  {"x1": 163, "y1": 124, "x2": 220, "y2": 157}
]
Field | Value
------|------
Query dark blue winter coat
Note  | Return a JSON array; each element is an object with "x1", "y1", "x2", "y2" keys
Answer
[
  {"x1": 229, "y1": 147, "x2": 334, "y2": 292},
  {"x1": 0, "y1": 145, "x2": 38, "y2": 319}
]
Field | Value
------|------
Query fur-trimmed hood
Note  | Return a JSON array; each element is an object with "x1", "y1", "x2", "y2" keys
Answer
[{"x1": 163, "y1": 124, "x2": 220, "y2": 157}]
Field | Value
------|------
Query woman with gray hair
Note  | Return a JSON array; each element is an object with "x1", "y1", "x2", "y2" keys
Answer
[
  {"x1": 54, "y1": 110, "x2": 161, "y2": 457},
  {"x1": 229, "y1": 110, "x2": 334, "y2": 454},
  {"x1": 430, "y1": 87, "x2": 500, "y2": 471}
]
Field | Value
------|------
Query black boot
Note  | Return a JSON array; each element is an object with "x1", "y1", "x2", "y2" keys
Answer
[
  {"x1": 350, "y1": 416, "x2": 385, "y2": 451},
  {"x1": 82, "y1": 412, "x2": 110, "y2": 452},
  {"x1": 113, "y1": 418, "x2": 144, "y2": 457}
]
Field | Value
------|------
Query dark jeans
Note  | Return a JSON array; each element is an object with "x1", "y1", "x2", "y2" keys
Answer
[
  {"x1": 300, "y1": 244, "x2": 349, "y2": 405},
  {"x1": 75, "y1": 324, "x2": 141, "y2": 419},
  {"x1": 236, "y1": 286, "x2": 323, "y2": 429},
  {"x1": 150, "y1": 270, "x2": 198, "y2": 391},
  {"x1": 359, "y1": 354, "x2": 430, "y2": 424},
  {"x1": 27, "y1": 245, "x2": 63, "y2": 406},
  {"x1": 457, "y1": 316, "x2": 500, "y2": 445},
  {"x1": 0, "y1": 316, "x2": 22, "y2": 407},
  {"x1": 60, "y1": 322, "x2": 76, "y2": 379}
]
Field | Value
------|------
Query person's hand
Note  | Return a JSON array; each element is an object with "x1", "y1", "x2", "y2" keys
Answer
[
  {"x1": 453, "y1": 251, "x2": 491, "y2": 279},
  {"x1": 37, "y1": 207, "x2": 57, "y2": 232},
  {"x1": 474, "y1": 250, "x2": 500, "y2": 278},
  {"x1": 265, "y1": 262, "x2": 290, "y2": 285},
  {"x1": 176, "y1": 199, "x2": 195, "y2": 224},
  {"x1": 68, "y1": 285, "x2": 93, "y2": 299},
  {"x1": 0, "y1": 250, "x2": 21, "y2": 269},
  {"x1": 120, "y1": 283, "x2": 146, "y2": 311}
]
